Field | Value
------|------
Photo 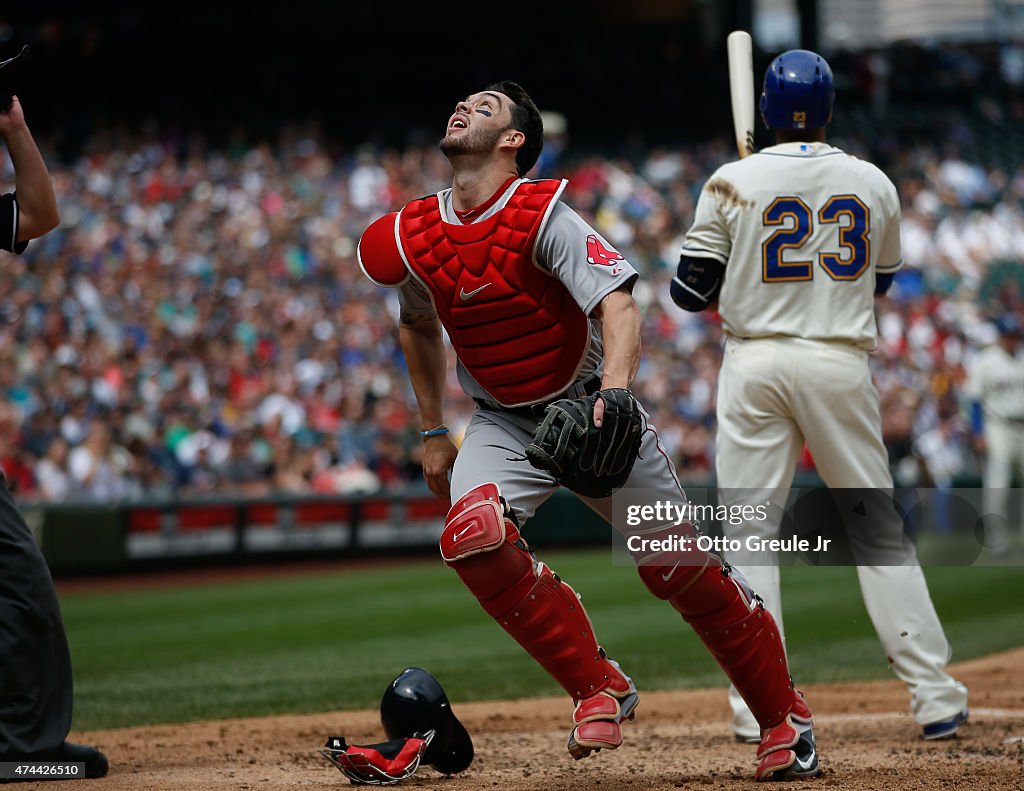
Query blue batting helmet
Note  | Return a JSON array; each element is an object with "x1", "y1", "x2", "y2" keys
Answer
[{"x1": 759, "y1": 49, "x2": 835, "y2": 130}]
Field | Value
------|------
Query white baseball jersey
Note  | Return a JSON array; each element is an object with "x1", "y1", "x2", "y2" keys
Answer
[
  {"x1": 682, "y1": 142, "x2": 903, "y2": 350},
  {"x1": 964, "y1": 343, "x2": 1024, "y2": 421}
]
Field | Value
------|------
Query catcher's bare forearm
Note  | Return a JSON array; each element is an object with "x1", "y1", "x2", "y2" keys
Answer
[
  {"x1": 398, "y1": 311, "x2": 448, "y2": 428},
  {"x1": 597, "y1": 289, "x2": 642, "y2": 390}
]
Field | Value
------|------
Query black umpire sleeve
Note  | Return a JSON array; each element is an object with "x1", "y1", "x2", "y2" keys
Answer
[{"x1": 0, "y1": 193, "x2": 28, "y2": 254}]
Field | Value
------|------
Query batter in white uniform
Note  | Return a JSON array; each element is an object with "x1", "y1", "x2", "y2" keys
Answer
[
  {"x1": 358, "y1": 80, "x2": 819, "y2": 780},
  {"x1": 670, "y1": 50, "x2": 968, "y2": 742}
]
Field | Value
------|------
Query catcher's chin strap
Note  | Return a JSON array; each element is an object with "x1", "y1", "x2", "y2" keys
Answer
[
  {"x1": 320, "y1": 730, "x2": 435, "y2": 785},
  {"x1": 440, "y1": 483, "x2": 625, "y2": 700},
  {"x1": 631, "y1": 522, "x2": 806, "y2": 731}
]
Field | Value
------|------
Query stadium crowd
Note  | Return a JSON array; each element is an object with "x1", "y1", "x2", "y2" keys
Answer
[{"x1": 2, "y1": 106, "x2": 1023, "y2": 503}]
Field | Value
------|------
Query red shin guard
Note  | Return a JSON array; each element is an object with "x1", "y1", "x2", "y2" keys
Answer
[
  {"x1": 637, "y1": 547, "x2": 799, "y2": 729},
  {"x1": 441, "y1": 484, "x2": 623, "y2": 700}
]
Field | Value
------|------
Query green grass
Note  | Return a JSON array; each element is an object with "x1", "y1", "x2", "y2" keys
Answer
[{"x1": 59, "y1": 549, "x2": 1024, "y2": 731}]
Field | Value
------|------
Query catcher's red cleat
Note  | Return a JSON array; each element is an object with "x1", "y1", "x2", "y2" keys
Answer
[
  {"x1": 566, "y1": 659, "x2": 640, "y2": 760},
  {"x1": 754, "y1": 693, "x2": 820, "y2": 781}
]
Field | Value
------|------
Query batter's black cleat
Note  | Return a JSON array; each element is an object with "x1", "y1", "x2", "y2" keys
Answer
[{"x1": 0, "y1": 741, "x2": 108, "y2": 782}]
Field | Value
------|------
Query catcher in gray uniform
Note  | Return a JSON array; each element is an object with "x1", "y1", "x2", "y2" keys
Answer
[{"x1": 357, "y1": 80, "x2": 819, "y2": 781}]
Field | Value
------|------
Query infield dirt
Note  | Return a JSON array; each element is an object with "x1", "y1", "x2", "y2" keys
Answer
[{"x1": 50, "y1": 646, "x2": 1024, "y2": 790}]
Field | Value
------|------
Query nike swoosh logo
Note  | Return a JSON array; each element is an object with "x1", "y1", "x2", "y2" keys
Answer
[
  {"x1": 661, "y1": 564, "x2": 680, "y2": 582},
  {"x1": 453, "y1": 525, "x2": 473, "y2": 541},
  {"x1": 459, "y1": 283, "x2": 492, "y2": 301},
  {"x1": 788, "y1": 733, "x2": 819, "y2": 776}
]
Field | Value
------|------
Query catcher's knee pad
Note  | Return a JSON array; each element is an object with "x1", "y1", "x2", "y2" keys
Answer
[
  {"x1": 440, "y1": 483, "x2": 536, "y2": 618},
  {"x1": 441, "y1": 483, "x2": 626, "y2": 700},
  {"x1": 638, "y1": 552, "x2": 801, "y2": 730}
]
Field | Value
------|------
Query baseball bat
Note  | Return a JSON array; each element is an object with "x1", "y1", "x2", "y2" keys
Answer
[{"x1": 726, "y1": 30, "x2": 755, "y2": 158}]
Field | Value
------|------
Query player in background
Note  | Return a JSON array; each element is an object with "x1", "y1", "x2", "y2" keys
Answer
[
  {"x1": 358, "y1": 80, "x2": 819, "y2": 780},
  {"x1": 964, "y1": 313, "x2": 1024, "y2": 556},
  {"x1": 0, "y1": 95, "x2": 109, "y2": 776},
  {"x1": 669, "y1": 50, "x2": 969, "y2": 742}
]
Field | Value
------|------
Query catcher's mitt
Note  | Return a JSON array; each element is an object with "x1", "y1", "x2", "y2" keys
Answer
[{"x1": 526, "y1": 388, "x2": 644, "y2": 498}]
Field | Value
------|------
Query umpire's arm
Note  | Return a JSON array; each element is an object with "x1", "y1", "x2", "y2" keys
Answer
[
  {"x1": 0, "y1": 96, "x2": 59, "y2": 241},
  {"x1": 593, "y1": 286, "x2": 642, "y2": 427}
]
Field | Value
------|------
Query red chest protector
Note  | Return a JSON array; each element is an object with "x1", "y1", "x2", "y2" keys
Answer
[{"x1": 361, "y1": 179, "x2": 591, "y2": 407}]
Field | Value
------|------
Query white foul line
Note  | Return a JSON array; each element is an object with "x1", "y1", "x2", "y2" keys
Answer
[{"x1": 816, "y1": 707, "x2": 1024, "y2": 724}]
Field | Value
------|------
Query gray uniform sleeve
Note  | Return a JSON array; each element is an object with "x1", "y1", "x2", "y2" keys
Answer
[
  {"x1": 397, "y1": 276, "x2": 437, "y2": 319},
  {"x1": 534, "y1": 202, "x2": 638, "y2": 317},
  {"x1": 0, "y1": 193, "x2": 28, "y2": 254}
]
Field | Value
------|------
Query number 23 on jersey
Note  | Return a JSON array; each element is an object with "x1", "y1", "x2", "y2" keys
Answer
[{"x1": 762, "y1": 195, "x2": 870, "y2": 282}]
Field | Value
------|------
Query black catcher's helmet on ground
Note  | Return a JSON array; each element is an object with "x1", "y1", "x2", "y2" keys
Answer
[{"x1": 380, "y1": 667, "x2": 474, "y2": 775}]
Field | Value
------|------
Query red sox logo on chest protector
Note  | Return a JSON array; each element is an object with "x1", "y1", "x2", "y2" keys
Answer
[{"x1": 586, "y1": 234, "x2": 624, "y2": 275}]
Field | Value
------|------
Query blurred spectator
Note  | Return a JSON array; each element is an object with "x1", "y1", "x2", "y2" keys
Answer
[
  {"x1": 34, "y1": 437, "x2": 71, "y2": 502},
  {"x1": 269, "y1": 436, "x2": 313, "y2": 495},
  {"x1": 218, "y1": 432, "x2": 271, "y2": 497},
  {"x1": 310, "y1": 454, "x2": 381, "y2": 495},
  {"x1": 0, "y1": 439, "x2": 36, "y2": 497},
  {"x1": 66, "y1": 422, "x2": 132, "y2": 501},
  {"x1": 914, "y1": 400, "x2": 971, "y2": 489},
  {"x1": 180, "y1": 444, "x2": 221, "y2": 497}
]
